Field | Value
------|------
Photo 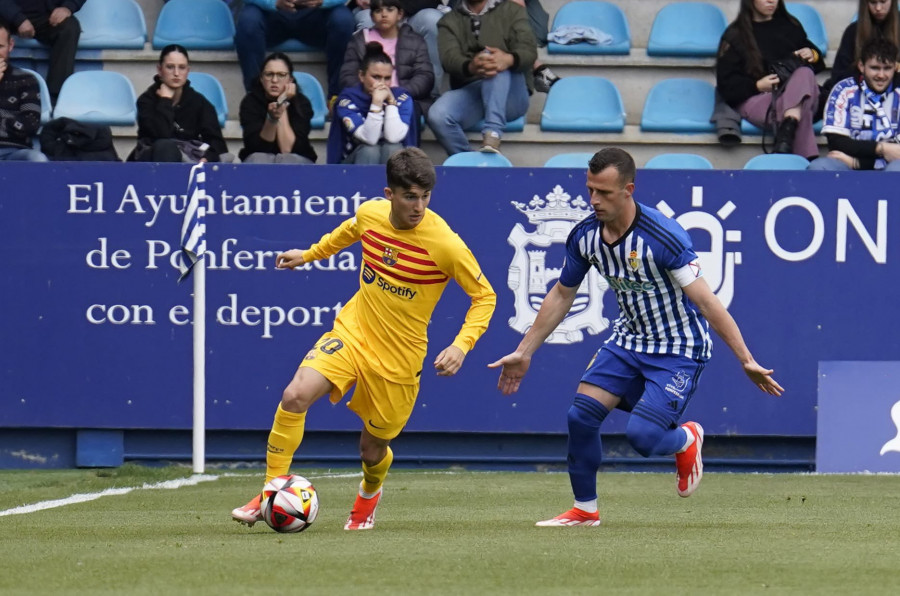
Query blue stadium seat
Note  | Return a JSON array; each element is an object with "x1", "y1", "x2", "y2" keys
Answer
[
  {"x1": 76, "y1": 0, "x2": 146, "y2": 49},
  {"x1": 465, "y1": 115, "x2": 526, "y2": 133},
  {"x1": 541, "y1": 76, "x2": 625, "y2": 132},
  {"x1": 647, "y1": 2, "x2": 726, "y2": 57},
  {"x1": 641, "y1": 79, "x2": 716, "y2": 133},
  {"x1": 543, "y1": 152, "x2": 595, "y2": 168},
  {"x1": 153, "y1": 0, "x2": 235, "y2": 50},
  {"x1": 786, "y1": 3, "x2": 828, "y2": 54},
  {"x1": 52, "y1": 71, "x2": 137, "y2": 126},
  {"x1": 547, "y1": 1, "x2": 630, "y2": 55},
  {"x1": 644, "y1": 153, "x2": 714, "y2": 169},
  {"x1": 271, "y1": 39, "x2": 319, "y2": 52},
  {"x1": 443, "y1": 151, "x2": 513, "y2": 167},
  {"x1": 743, "y1": 154, "x2": 811, "y2": 170},
  {"x1": 742, "y1": 119, "x2": 823, "y2": 135},
  {"x1": 188, "y1": 72, "x2": 228, "y2": 127},
  {"x1": 20, "y1": 68, "x2": 52, "y2": 124},
  {"x1": 293, "y1": 71, "x2": 327, "y2": 130}
]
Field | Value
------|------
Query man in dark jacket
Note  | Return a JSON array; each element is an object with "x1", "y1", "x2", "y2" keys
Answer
[
  {"x1": 0, "y1": 19, "x2": 46, "y2": 160},
  {"x1": 0, "y1": 0, "x2": 83, "y2": 102},
  {"x1": 428, "y1": 0, "x2": 536, "y2": 155}
]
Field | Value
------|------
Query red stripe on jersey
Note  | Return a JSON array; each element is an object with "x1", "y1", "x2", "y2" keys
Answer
[
  {"x1": 364, "y1": 230, "x2": 431, "y2": 256},
  {"x1": 364, "y1": 258, "x2": 449, "y2": 285},
  {"x1": 361, "y1": 246, "x2": 445, "y2": 277},
  {"x1": 361, "y1": 234, "x2": 438, "y2": 267}
]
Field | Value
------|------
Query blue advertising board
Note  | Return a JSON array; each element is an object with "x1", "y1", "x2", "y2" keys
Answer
[{"x1": 1, "y1": 163, "x2": 898, "y2": 436}]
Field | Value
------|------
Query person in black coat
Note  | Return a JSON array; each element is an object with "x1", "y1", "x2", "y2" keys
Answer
[
  {"x1": 0, "y1": 0, "x2": 84, "y2": 101},
  {"x1": 824, "y1": 0, "x2": 900, "y2": 95},
  {"x1": 129, "y1": 45, "x2": 229, "y2": 163},
  {"x1": 239, "y1": 52, "x2": 317, "y2": 164}
]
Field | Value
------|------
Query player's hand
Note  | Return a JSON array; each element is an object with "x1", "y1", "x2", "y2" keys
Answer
[
  {"x1": 276, "y1": 249, "x2": 305, "y2": 269},
  {"x1": 17, "y1": 19, "x2": 35, "y2": 38},
  {"x1": 49, "y1": 7, "x2": 72, "y2": 26},
  {"x1": 487, "y1": 352, "x2": 531, "y2": 395},
  {"x1": 742, "y1": 360, "x2": 784, "y2": 396},
  {"x1": 434, "y1": 345, "x2": 465, "y2": 377}
]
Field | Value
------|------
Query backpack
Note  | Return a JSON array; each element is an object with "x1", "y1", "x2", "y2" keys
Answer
[{"x1": 39, "y1": 118, "x2": 120, "y2": 162}]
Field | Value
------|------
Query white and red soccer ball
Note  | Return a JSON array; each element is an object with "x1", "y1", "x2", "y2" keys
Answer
[{"x1": 260, "y1": 474, "x2": 319, "y2": 533}]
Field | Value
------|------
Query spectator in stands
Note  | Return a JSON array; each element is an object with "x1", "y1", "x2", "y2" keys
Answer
[
  {"x1": 429, "y1": 0, "x2": 536, "y2": 155},
  {"x1": 340, "y1": 0, "x2": 434, "y2": 122},
  {"x1": 327, "y1": 41, "x2": 416, "y2": 164},
  {"x1": 809, "y1": 38, "x2": 900, "y2": 171},
  {"x1": 239, "y1": 52, "x2": 317, "y2": 163},
  {"x1": 825, "y1": 0, "x2": 899, "y2": 95},
  {"x1": 0, "y1": 19, "x2": 45, "y2": 161},
  {"x1": 129, "y1": 44, "x2": 230, "y2": 163},
  {"x1": 716, "y1": 0, "x2": 825, "y2": 159},
  {"x1": 0, "y1": 0, "x2": 82, "y2": 103},
  {"x1": 352, "y1": 0, "x2": 444, "y2": 97},
  {"x1": 235, "y1": 0, "x2": 355, "y2": 103}
]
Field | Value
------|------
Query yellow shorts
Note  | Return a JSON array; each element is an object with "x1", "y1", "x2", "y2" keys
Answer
[{"x1": 300, "y1": 332, "x2": 419, "y2": 440}]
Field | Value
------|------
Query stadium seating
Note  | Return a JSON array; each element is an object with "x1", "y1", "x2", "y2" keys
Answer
[
  {"x1": 465, "y1": 116, "x2": 526, "y2": 133},
  {"x1": 188, "y1": 72, "x2": 228, "y2": 128},
  {"x1": 743, "y1": 153, "x2": 811, "y2": 170},
  {"x1": 647, "y1": 2, "x2": 727, "y2": 57},
  {"x1": 786, "y1": 3, "x2": 828, "y2": 53},
  {"x1": 443, "y1": 151, "x2": 513, "y2": 167},
  {"x1": 20, "y1": 68, "x2": 52, "y2": 125},
  {"x1": 644, "y1": 153, "x2": 715, "y2": 169},
  {"x1": 547, "y1": 2, "x2": 631, "y2": 55},
  {"x1": 640, "y1": 79, "x2": 716, "y2": 133},
  {"x1": 53, "y1": 71, "x2": 137, "y2": 126},
  {"x1": 543, "y1": 152, "x2": 594, "y2": 168},
  {"x1": 541, "y1": 76, "x2": 625, "y2": 132},
  {"x1": 293, "y1": 71, "x2": 327, "y2": 130},
  {"x1": 271, "y1": 39, "x2": 319, "y2": 53},
  {"x1": 76, "y1": 0, "x2": 146, "y2": 50},
  {"x1": 153, "y1": 0, "x2": 235, "y2": 50}
]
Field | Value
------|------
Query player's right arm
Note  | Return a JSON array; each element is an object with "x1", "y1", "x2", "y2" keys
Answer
[
  {"x1": 276, "y1": 210, "x2": 364, "y2": 269},
  {"x1": 488, "y1": 281, "x2": 579, "y2": 395}
]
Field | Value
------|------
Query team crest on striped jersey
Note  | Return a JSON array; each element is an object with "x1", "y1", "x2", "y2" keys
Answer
[
  {"x1": 628, "y1": 250, "x2": 640, "y2": 271},
  {"x1": 382, "y1": 246, "x2": 400, "y2": 266},
  {"x1": 506, "y1": 185, "x2": 610, "y2": 344}
]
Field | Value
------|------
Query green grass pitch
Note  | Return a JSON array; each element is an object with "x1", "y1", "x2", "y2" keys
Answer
[{"x1": 1, "y1": 465, "x2": 899, "y2": 595}]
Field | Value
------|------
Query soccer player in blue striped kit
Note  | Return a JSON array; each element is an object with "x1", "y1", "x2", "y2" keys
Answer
[{"x1": 490, "y1": 147, "x2": 783, "y2": 526}]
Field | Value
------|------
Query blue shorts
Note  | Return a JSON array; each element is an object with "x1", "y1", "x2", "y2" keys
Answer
[{"x1": 581, "y1": 342, "x2": 705, "y2": 429}]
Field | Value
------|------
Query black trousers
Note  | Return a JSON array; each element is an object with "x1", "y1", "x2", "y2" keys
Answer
[{"x1": 26, "y1": 11, "x2": 81, "y2": 101}]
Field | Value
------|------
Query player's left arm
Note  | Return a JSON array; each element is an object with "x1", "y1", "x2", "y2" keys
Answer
[
  {"x1": 433, "y1": 235, "x2": 497, "y2": 377},
  {"x1": 682, "y1": 277, "x2": 784, "y2": 396}
]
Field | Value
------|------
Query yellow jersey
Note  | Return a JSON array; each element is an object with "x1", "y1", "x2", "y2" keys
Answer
[{"x1": 301, "y1": 199, "x2": 496, "y2": 384}]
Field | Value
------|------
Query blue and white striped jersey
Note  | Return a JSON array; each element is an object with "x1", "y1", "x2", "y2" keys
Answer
[{"x1": 559, "y1": 203, "x2": 711, "y2": 361}]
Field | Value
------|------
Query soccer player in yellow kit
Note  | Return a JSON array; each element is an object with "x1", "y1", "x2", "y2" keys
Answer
[{"x1": 232, "y1": 147, "x2": 496, "y2": 530}]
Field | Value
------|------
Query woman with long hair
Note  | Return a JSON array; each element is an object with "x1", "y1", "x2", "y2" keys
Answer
[
  {"x1": 129, "y1": 44, "x2": 229, "y2": 162},
  {"x1": 239, "y1": 52, "x2": 317, "y2": 164},
  {"x1": 716, "y1": 0, "x2": 825, "y2": 159},
  {"x1": 826, "y1": 0, "x2": 900, "y2": 92}
]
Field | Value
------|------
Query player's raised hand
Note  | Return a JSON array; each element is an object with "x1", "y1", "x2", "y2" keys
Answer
[
  {"x1": 276, "y1": 249, "x2": 305, "y2": 269},
  {"x1": 488, "y1": 352, "x2": 531, "y2": 395},
  {"x1": 743, "y1": 360, "x2": 784, "y2": 396},
  {"x1": 434, "y1": 345, "x2": 465, "y2": 377}
]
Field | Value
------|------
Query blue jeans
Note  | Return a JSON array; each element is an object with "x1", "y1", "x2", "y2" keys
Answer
[
  {"x1": 354, "y1": 8, "x2": 444, "y2": 96},
  {"x1": 807, "y1": 156, "x2": 900, "y2": 171},
  {"x1": 343, "y1": 141, "x2": 403, "y2": 164},
  {"x1": 235, "y1": 4, "x2": 355, "y2": 96},
  {"x1": 0, "y1": 147, "x2": 49, "y2": 161},
  {"x1": 427, "y1": 70, "x2": 529, "y2": 155}
]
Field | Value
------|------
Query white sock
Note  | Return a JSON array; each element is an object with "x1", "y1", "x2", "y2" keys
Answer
[
  {"x1": 676, "y1": 427, "x2": 695, "y2": 454},
  {"x1": 359, "y1": 483, "x2": 381, "y2": 499},
  {"x1": 574, "y1": 499, "x2": 598, "y2": 514}
]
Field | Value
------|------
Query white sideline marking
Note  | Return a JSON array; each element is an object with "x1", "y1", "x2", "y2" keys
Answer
[{"x1": 0, "y1": 474, "x2": 220, "y2": 518}]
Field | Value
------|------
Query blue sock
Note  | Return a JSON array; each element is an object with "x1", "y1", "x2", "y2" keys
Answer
[
  {"x1": 626, "y1": 413, "x2": 687, "y2": 457},
  {"x1": 567, "y1": 394, "x2": 610, "y2": 502}
]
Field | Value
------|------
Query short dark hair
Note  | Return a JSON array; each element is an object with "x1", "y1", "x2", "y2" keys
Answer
[
  {"x1": 370, "y1": 0, "x2": 403, "y2": 11},
  {"x1": 360, "y1": 41, "x2": 393, "y2": 74},
  {"x1": 0, "y1": 19, "x2": 10, "y2": 36},
  {"x1": 158, "y1": 44, "x2": 189, "y2": 64},
  {"x1": 588, "y1": 148, "x2": 636, "y2": 184},
  {"x1": 386, "y1": 147, "x2": 436, "y2": 191},
  {"x1": 860, "y1": 38, "x2": 899, "y2": 66},
  {"x1": 261, "y1": 52, "x2": 295, "y2": 78}
]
